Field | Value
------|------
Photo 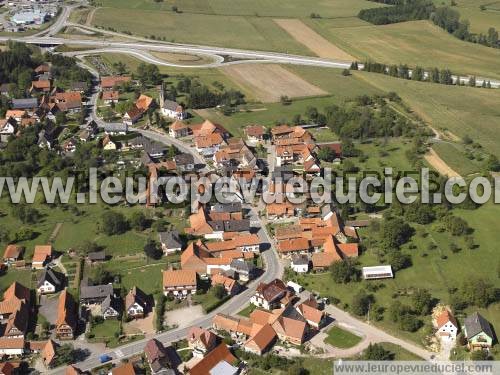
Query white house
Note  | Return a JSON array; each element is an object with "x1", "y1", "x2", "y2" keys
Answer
[
  {"x1": 362, "y1": 265, "x2": 393, "y2": 280},
  {"x1": 0, "y1": 338, "x2": 25, "y2": 356},
  {"x1": 125, "y1": 287, "x2": 149, "y2": 319},
  {"x1": 0, "y1": 119, "x2": 16, "y2": 142},
  {"x1": 158, "y1": 231, "x2": 183, "y2": 255},
  {"x1": 436, "y1": 310, "x2": 458, "y2": 342},
  {"x1": 286, "y1": 281, "x2": 304, "y2": 294},
  {"x1": 37, "y1": 269, "x2": 64, "y2": 294},
  {"x1": 101, "y1": 295, "x2": 120, "y2": 320},
  {"x1": 291, "y1": 256, "x2": 309, "y2": 273},
  {"x1": 159, "y1": 88, "x2": 186, "y2": 120}
]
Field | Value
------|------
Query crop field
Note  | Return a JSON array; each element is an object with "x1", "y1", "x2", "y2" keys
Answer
[
  {"x1": 92, "y1": 8, "x2": 312, "y2": 55},
  {"x1": 353, "y1": 71, "x2": 500, "y2": 159},
  {"x1": 98, "y1": 0, "x2": 382, "y2": 18},
  {"x1": 307, "y1": 20, "x2": 500, "y2": 80},
  {"x1": 274, "y1": 19, "x2": 354, "y2": 60},
  {"x1": 220, "y1": 64, "x2": 327, "y2": 102}
]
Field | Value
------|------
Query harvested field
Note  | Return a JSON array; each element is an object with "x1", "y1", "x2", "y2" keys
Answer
[
  {"x1": 220, "y1": 64, "x2": 326, "y2": 103},
  {"x1": 424, "y1": 148, "x2": 460, "y2": 178},
  {"x1": 274, "y1": 18, "x2": 354, "y2": 61}
]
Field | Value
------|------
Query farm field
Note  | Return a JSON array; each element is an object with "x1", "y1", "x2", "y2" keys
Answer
[
  {"x1": 97, "y1": 0, "x2": 382, "y2": 18},
  {"x1": 307, "y1": 19, "x2": 500, "y2": 80},
  {"x1": 433, "y1": 0, "x2": 500, "y2": 33},
  {"x1": 92, "y1": 8, "x2": 313, "y2": 55},
  {"x1": 274, "y1": 19, "x2": 354, "y2": 60},
  {"x1": 220, "y1": 64, "x2": 327, "y2": 102},
  {"x1": 353, "y1": 71, "x2": 500, "y2": 159}
]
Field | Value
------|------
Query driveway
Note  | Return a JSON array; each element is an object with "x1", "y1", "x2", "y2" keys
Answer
[
  {"x1": 39, "y1": 294, "x2": 61, "y2": 325},
  {"x1": 165, "y1": 305, "x2": 204, "y2": 329}
]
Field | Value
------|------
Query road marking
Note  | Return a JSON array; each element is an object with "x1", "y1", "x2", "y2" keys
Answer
[{"x1": 115, "y1": 349, "x2": 124, "y2": 358}]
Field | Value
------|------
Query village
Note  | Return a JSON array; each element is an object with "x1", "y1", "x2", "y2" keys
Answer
[{"x1": 0, "y1": 50, "x2": 496, "y2": 375}]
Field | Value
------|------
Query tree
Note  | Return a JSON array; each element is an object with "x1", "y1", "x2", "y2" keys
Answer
[
  {"x1": 387, "y1": 250, "x2": 412, "y2": 271},
  {"x1": 342, "y1": 69, "x2": 351, "y2": 76},
  {"x1": 388, "y1": 300, "x2": 411, "y2": 323},
  {"x1": 88, "y1": 264, "x2": 113, "y2": 284},
  {"x1": 100, "y1": 211, "x2": 129, "y2": 235},
  {"x1": 317, "y1": 147, "x2": 335, "y2": 162},
  {"x1": 351, "y1": 290, "x2": 371, "y2": 316},
  {"x1": 469, "y1": 76, "x2": 476, "y2": 87},
  {"x1": 361, "y1": 343, "x2": 392, "y2": 360},
  {"x1": 398, "y1": 313, "x2": 422, "y2": 332},
  {"x1": 77, "y1": 240, "x2": 100, "y2": 256},
  {"x1": 379, "y1": 218, "x2": 414, "y2": 250},
  {"x1": 130, "y1": 211, "x2": 148, "y2": 231},
  {"x1": 212, "y1": 284, "x2": 226, "y2": 300},
  {"x1": 329, "y1": 259, "x2": 360, "y2": 284},
  {"x1": 411, "y1": 288, "x2": 433, "y2": 315},
  {"x1": 458, "y1": 278, "x2": 497, "y2": 308},
  {"x1": 52, "y1": 344, "x2": 76, "y2": 367},
  {"x1": 144, "y1": 239, "x2": 162, "y2": 260},
  {"x1": 55, "y1": 111, "x2": 67, "y2": 125},
  {"x1": 443, "y1": 215, "x2": 469, "y2": 236}
]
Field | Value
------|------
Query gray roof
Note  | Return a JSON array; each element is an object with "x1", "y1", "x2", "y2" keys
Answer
[
  {"x1": 37, "y1": 268, "x2": 64, "y2": 288},
  {"x1": 80, "y1": 283, "x2": 113, "y2": 300},
  {"x1": 212, "y1": 202, "x2": 242, "y2": 213},
  {"x1": 12, "y1": 98, "x2": 38, "y2": 109},
  {"x1": 87, "y1": 250, "x2": 106, "y2": 261},
  {"x1": 158, "y1": 231, "x2": 182, "y2": 249},
  {"x1": 291, "y1": 255, "x2": 309, "y2": 266},
  {"x1": 101, "y1": 294, "x2": 120, "y2": 313},
  {"x1": 230, "y1": 259, "x2": 255, "y2": 273},
  {"x1": 101, "y1": 123, "x2": 128, "y2": 133},
  {"x1": 208, "y1": 219, "x2": 250, "y2": 232},
  {"x1": 464, "y1": 312, "x2": 494, "y2": 340},
  {"x1": 163, "y1": 99, "x2": 182, "y2": 112},
  {"x1": 174, "y1": 153, "x2": 194, "y2": 166}
]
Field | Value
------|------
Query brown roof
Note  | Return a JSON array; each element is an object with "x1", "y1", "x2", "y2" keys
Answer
[
  {"x1": 297, "y1": 302, "x2": 324, "y2": 325},
  {"x1": 244, "y1": 323, "x2": 276, "y2": 353},
  {"x1": 0, "y1": 282, "x2": 30, "y2": 315},
  {"x1": 32, "y1": 245, "x2": 52, "y2": 263},
  {"x1": 188, "y1": 343, "x2": 236, "y2": 375},
  {"x1": 162, "y1": 269, "x2": 197, "y2": 288},
  {"x1": 32, "y1": 80, "x2": 50, "y2": 90},
  {"x1": 312, "y1": 252, "x2": 339, "y2": 269},
  {"x1": 245, "y1": 125, "x2": 265, "y2": 137},
  {"x1": 211, "y1": 273, "x2": 237, "y2": 291},
  {"x1": 102, "y1": 91, "x2": 119, "y2": 100},
  {"x1": 144, "y1": 338, "x2": 166, "y2": 364},
  {"x1": 101, "y1": 76, "x2": 131, "y2": 88},
  {"x1": 272, "y1": 316, "x2": 306, "y2": 342},
  {"x1": 187, "y1": 326, "x2": 217, "y2": 349},
  {"x1": 249, "y1": 309, "x2": 280, "y2": 326},
  {"x1": 42, "y1": 339, "x2": 57, "y2": 366},
  {"x1": 135, "y1": 94, "x2": 153, "y2": 111},
  {"x1": 0, "y1": 338, "x2": 25, "y2": 349},
  {"x1": 111, "y1": 362, "x2": 136, "y2": 375},
  {"x1": 65, "y1": 365, "x2": 84, "y2": 375},
  {"x1": 195, "y1": 133, "x2": 224, "y2": 149},
  {"x1": 271, "y1": 125, "x2": 293, "y2": 136},
  {"x1": 338, "y1": 243, "x2": 359, "y2": 258},
  {"x1": 0, "y1": 362, "x2": 14, "y2": 375},
  {"x1": 180, "y1": 241, "x2": 210, "y2": 273},
  {"x1": 255, "y1": 279, "x2": 289, "y2": 303},
  {"x1": 437, "y1": 310, "x2": 457, "y2": 330},
  {"x1": 277, "y1": 238, "x2": 310, "y2": 254},
  {"x1": 212, "y1": 313, "x2": 253, "y2": 336},
  {"x1": 3, "y1": 245, "x2": 22, "y2": 260},
  {"x1": 56, "y1": 289, "x2": 77, "y2": 332},
  {"x1": 125, "y1": 286, "x2": 148, "y2": 310},
  {"x1": 170, "y1": 120, "x2": 188, "y2": 131}
]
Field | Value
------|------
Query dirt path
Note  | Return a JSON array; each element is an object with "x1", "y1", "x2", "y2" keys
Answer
[
  {"x1": 221, "y1": 64, "x2": 326, "y2": 102},
  {"x1": 274, "y1": 19, "x2": 354, "y2": 61},
  {"x1": 424, "y1": 148, "x2": 461, "y2": 178},
  {"x1": 86, "y1": 7, "x2": 99, "y2": 26},
  {"x1": 48, "y1": 223, "x2": 63, "y2": 243}
]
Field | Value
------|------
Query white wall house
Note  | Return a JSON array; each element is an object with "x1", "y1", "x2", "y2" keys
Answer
[
  {"x1": 37, "y1": 280, "x2": 56, "y2": 294},
  {"x1": 436, "y1": 310, "x2": 458, "y2": 342}
]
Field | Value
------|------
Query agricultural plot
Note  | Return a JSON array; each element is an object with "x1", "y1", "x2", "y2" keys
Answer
[
  {"x1": 307, "y1": 19, "x2": 500, "y2": 80},
  {"x1": 220, "y1": 64, "x2": 327, "y2": 103},
  {"x1": 275, "y1": 19, "x2": 354, "y2": 60}
]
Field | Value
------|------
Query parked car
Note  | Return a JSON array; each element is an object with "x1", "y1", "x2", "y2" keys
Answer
[{"x1": 99, "y1": 354, "x2": 112, "y2": 363}]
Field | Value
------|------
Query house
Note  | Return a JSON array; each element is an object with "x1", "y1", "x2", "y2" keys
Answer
[
  {"x1": 244, "y1": 125, "x2": 266, "y2": 143},
  {"x1": 174, "y1": 153, "x2": 195, "y2": 171},
  {"x1": 271, "y1": 316, "x2": 307, "y2": 345},
  {"x1": 101, "y1": 294, "x2": 121, "y2": 320},
  {"x1": 211, "y1": 273, "x2": 240, "y2": 296},
  {"x1": 110, "y1": 362, "x2": 136, "y2": 375},
  {"x1": 158, "y1": 231, "x2": 183, "y2": 255},
  {"x1": 144, "y1": 338, "x2": 174, "y2": 374},
  {"x1": 464, "y1": 312, "x2": 494, "y2": 350},
  {"x1": 37, "y1": 269, "x2": 65, "y2": 294},
  {"x1": 125, "y1": 287, "x2": 150, "y2": 319},
  {"x1": 3, "y1": 245, "x2": 23, "y2": 265},
  {"x1": 62, "y1": 138, "x2": 77, "y2": 154},
  {"x1": 0, "y1": 338, "x2": 25, "y2": 356},
  {"x1": 188, "y1": 343, "x2": 237, "y2": 375},
  {"x1": 0, "y1": 118, "x2": 17, "y2": 143},
  {"x1": 100, "y1": 76, "x2": 131, "y2": 91},
  {"x1": 250, "y1": 279, "x2": 293, "y2": 310},
  {"x1": 49, "y1": 91, "x2": 82, "y2": 114},
  {"x1": 296, "y1": 301, "x2": 326, "y2": 330},
  {"x1": 86, "y1": 251, "x2": 106, "y2": 264},
  {"x1": 11, "y1": 98, "x2": 38, "y2": 112},
  {"x1": 244, "y1": 323, "x2": 276, "y2": 355},
  {"x1": 32, "y1": 245, "x2": 52, "y2": 269},
  {"x1": 194, "y1": 133, "x2": 225, "y2": 157},
  {"x1": 277, "y1": 238, "x2": 311, "y2": 258},
  {"x1": 80, "y1": 282, "x2": 113, "y2": 306},
  {"x1": 3, "y1": 302, "x2": 29, "y2": 338},
  {"x1": 102, "y1": 91, "x2": 119, "y2": 104},
  {"x1": 160, "y1": 96, "x2": 186, "y2": 120},
  {"x1": 42, "y1": 339, "x2": 57, "y2": 368},
  {"x1": 102, "y1": 135, "x2": 117, "y2": 150},
  {"x1": 162, "y1": 269, "x2": 198, "y2": 298},
  {"x1": 435, "y1": 309, "x2": 458, "y2": 342},
  {"x1": 66, "y1": 365, "x2": 85, "y2": 375},
  {"x1": 0, "y1": 282, "x2": 30, "y2": 321},
  {"x1": 266, "y1": 202, "x2": 296, "y2": 219},
  {"x1": 55, "y1": 290, "x2": 77, "y2": 340},
  {"x1": 37, "y1": 129, "x2": 56, "y2": 149},
  {"x1": 291, "y1": 255, "x2": 309, "y2": 273},
  {"x1": 70, "y1": 81, "x2": 89, "y2": 94},
  {"x1": 230, "y1": 260, "x2": 257, "y2": 282},
  {"x1": 169, "y1": 121, "x2": 190, "y2": 138},
  {"x1": 123, "y1": 94, "x2": 153, "y2": 125},
  {"x1": 102, "y1": 123, "x2": 128, "y2": 135},
  {"x1": 30, "y1": 80, "x2": 51, "y2": 94},
  {"x1": 187, "y1": 326, "x2": 218, "y2": 357}
]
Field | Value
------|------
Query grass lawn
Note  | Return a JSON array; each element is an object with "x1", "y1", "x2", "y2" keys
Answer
[
  {"x1": 88, "y1": 319, "x2": 121, "y2": 344},
  {"x1": 237, "y1": 304, "x2": 256, "y2": 317},
  {"x1": 352, "y1": 71, "x2": 500, "y2": 159},
  {"x1": 431, "y1": 143, "x2": 483, "y2": 176},
  {"x1": 307, "y1": 19, "x2": 500, "y2": 80},
  {"x1": 379, "y1": 342, "x2": 424, "y2": 360},
  {"x1": 324, "y1": 326, "x2": 362, "y2": 349},
  {"x1": 0, "y1": 269, "x2": 33, "y2": 295}
]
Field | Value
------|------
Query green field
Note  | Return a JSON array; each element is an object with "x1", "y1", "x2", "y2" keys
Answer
[
  {"x1": 433, "y1": 0, "x2": 500, "y2": 34},
  {"x1": 324, "y1": 326, "x2": 362, "y2": 349},
  {"x1": 431, "y1": 143, "x2": 483, "y2": 176},
  {"x1": 378, "y1": 342, "x2": 424, "y2": 360},
  {"x1": 98, "y1": 0, "x2": 381, "y2": 18},
  {"x1": 352, "y1": 71, "x2": 500, "y2": 159},
  {"x1": 307, "y1": 19, "x2": 500, "y2": 80}
]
